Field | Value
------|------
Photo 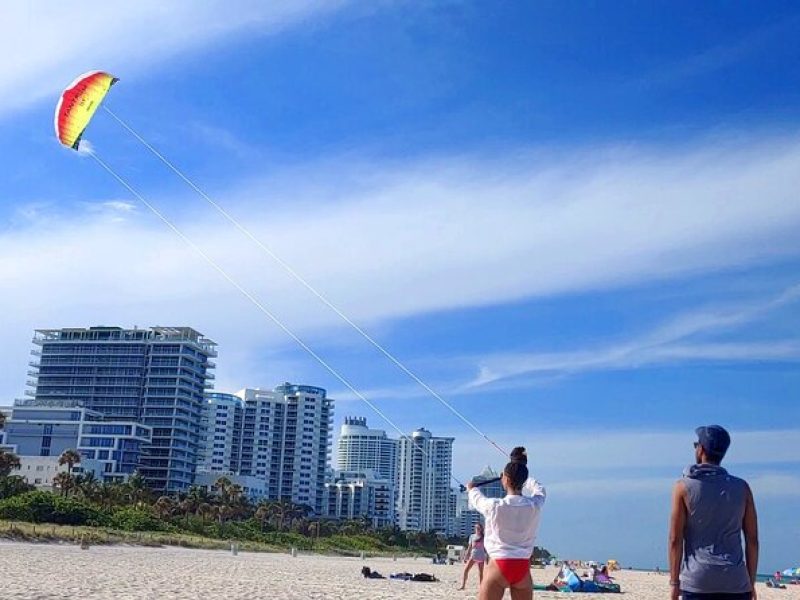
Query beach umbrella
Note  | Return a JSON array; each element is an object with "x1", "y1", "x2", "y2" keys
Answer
[{"x1": 781, "y1": 567, "x2": 800, "y2": 577}]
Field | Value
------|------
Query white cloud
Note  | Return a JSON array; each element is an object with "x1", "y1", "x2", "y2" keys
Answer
[
  {"x1": 546, "y1": 473, "x2": 800, "y2": 498},
  {"x1": 0, "y1": 1, "x2": 347, "y2": 116},
  {"x1": 2, "y1": 135, "x2": 800, "y2": 398},
  {"x1": 548, "y1": 477, "x2": 674, "y2": 497},
  {"x1": 100, "y1": 201, "x2": 136, "y2": 213},
  {"x1": 446, "y1": 429, "x2": 800, "y2": 483},
  {"x1": 469, "y1": 284, "x2": 800, "y2": 387}
]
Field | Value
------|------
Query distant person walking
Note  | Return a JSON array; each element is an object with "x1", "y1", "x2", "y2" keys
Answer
[
  {"x1": 459, "y1": 522, "x2": 488, "y2": 590},
  {"x1": 668, "y1": 426, "x2": 759, "y2": 600}
]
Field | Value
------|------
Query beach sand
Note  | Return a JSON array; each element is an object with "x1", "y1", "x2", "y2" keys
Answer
[{"x1": 1, "y1": 542, "x2": 797, "y2": 600}]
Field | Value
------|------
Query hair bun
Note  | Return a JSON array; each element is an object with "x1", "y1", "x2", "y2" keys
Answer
[{"x1": 509, "y1": 446, "x2": 527, "y2": 465}]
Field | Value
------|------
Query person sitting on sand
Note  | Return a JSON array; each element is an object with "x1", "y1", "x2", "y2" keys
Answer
[
  {"x1": 389, "y1": 572, "x2": 438, "y2": 582},
  {"x1": 468, "y1": 446, "x2": 546, "y2": 600},
  {"x1": 361, "y1": 566, "x2": 385, "y2": 579},
  {"x1": 459, "y1": 522, "x2": 488, "y2": 590},
  {"x1": 594, "y1": 565, "x2": 614, "y2": 584},
  {"x1": 545, "y1": 565, "x2": 572, "y2": 591}
]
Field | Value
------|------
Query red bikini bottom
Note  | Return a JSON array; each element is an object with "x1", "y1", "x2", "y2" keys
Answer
[{"x1": 494, "y1": 559, "x2": 531, "y2": 585}]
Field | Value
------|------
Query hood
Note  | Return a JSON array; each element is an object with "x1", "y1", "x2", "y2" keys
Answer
[{"x1": 683, "y1": 463, "x2": 729, "y2": 479}]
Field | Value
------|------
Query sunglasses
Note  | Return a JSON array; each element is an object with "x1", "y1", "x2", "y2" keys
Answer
[{"x1": 693, "y1": 442, "x2": 700, "y2": 449}]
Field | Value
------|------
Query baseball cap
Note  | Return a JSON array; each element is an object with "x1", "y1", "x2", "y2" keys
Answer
[{"x1": 695, "y1": 425, "x2": 731, "y2": 458}]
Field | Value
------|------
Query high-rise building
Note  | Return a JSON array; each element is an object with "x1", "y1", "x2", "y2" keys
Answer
[
  {"x1": 233, "y1": 383, "x2": 333, "y2": 513},
  {"x1": 323, "y1": 469, "x2": 394, "y2": 528},
  {"x1": 336, "y1": 417, "x2": 398, "y2": 483},
  {"x1": 396, "y1": 427, "x2": 454, "y2": 533},
  {"x1": 27, "y1": 326, "x2": 216, "y2": 492},
  {"x1": 198, "y1": 392, "x2": 241, "y2": 473}
]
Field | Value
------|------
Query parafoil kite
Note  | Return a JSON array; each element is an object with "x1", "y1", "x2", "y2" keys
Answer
[{"x1": 54, "y1": 71, "x2": 118, "y2": 150}]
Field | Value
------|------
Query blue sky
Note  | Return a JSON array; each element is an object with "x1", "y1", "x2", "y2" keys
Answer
[{"x1": 1, "y1": 2, "x2": 799, "y2": 569}]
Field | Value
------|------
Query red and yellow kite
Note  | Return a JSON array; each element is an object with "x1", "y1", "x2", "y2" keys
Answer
[{"x1": 54, "y1": 71, "x2": 118, "y2": 150}]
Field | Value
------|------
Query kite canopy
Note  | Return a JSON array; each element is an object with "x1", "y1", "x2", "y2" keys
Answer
[{"x1": 54, "y1": 71, "x2": 118, "y2": 150}]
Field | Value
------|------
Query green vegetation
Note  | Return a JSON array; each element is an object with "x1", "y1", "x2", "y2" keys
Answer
[
  {"x1": 0, "y1": 448, "x2": 553, "y2": 559},
  {"x1": 0, "y1": 448, "x2": 445, "y2": 555}
]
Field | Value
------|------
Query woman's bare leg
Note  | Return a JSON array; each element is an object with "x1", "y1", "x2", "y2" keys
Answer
[
  {"x1": 479, "y1": 560, "x2": 508, "y2": 600},
  {"x1": 509, "y1": 572, "x2": 533, "y2": 600},
  {"x1": 459, "y1": 559, "x2": 475, "y2": 589},
  {"x1": 478, "y1": 562, "x2": 485, "y2": 584}
]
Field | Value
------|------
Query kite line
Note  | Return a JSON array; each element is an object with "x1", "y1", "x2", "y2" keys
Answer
[
  {"x1": 102, "y1": 104, "x2": 507, "y2": 458},
  {"x1": 89, "y1": 150, "x2": 465, "y2": 488}
]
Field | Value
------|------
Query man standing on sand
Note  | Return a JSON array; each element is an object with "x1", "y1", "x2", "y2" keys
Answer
[{"x1": 668, "y1": 425, "x2": 759, "y2": 600}]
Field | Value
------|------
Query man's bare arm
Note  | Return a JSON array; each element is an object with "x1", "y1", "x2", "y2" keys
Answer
[
  {"x1": 668, "y1": 481, "x2": 687, "y2": 598},
  {"x1": 743, "y1": 483, "x2": 759, "y2": 591}
]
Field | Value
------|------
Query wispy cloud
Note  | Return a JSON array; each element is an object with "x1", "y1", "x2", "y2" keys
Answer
[
  {"x1": 470, "y1": 283, "x2": 800, "y2": 387},
  {"x1": 548, "y1": 477, "x2": 674, "y2": 497},
  {"x1": 642, "y1": 14, "x2": 800, "y2": 88},
  {"x1": 446, "y1": 429, "x2": 800, "y2": 483},
  {"x1": 2, "y1": 134, "x2": 800, "y2": 398},
  {"x1": 547, "y1": 473, "x2": 800, "y2": 498},
  {"x1": 0, "y1": 1, "x2": 348, "y2": 117},
  {"x1": 189, "y1": 123, "x2": 259, "y2": 159}
]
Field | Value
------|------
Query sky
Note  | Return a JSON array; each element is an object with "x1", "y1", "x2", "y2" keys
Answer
[{"x1": 1, "y1": 1, "x2": 799, "y2": 570}]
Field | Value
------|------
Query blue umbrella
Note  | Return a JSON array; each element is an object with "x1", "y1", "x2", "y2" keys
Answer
[{"x1": 781, "y1": 567, "x2": 800, "y2": 577}]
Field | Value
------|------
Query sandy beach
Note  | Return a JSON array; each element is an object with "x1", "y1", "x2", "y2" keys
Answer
[{"x1": 0, "y1": 542, "x2": 796, "y2": 600}]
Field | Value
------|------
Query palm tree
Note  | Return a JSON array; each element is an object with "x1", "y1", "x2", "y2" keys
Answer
[
  {"x1": 52, "y1": 472, "x2": 75, "y2": 497},
  {"x1": 284, "y1": 503, "x2": 307, "y2": 530},
  {"x1": 178, "y1": 496, "x2": 197, "y2": 524},
  {"x1": 228, "y1": 483, "x2": 243, "y2": 503},
  {"x1": 197, "y1": 502, "x2": 214, "y2": 525},
  {"x1": 98, "y1": 482, "x2": 123, "y2": 510},
  {"x1": 214, "y1": 503, "x2": 234, "y2": 525},
  {"x1": 153, "y1": 495, "x2": 176, "y2": 520},
  {"x1": 0, "y1": 450, "x2": 21, "y2": 478},
  {"x1": 270, "y1": 499, "x2": 304, "y2": 531},
  {"x1": 254, "y1": 502, "x2": 273, "y2": 532},
  {"x1": 125, "y1": 472, "x2": 151, "y2": 507},
  {"x1": 74, "y1": 472, "x2": 100, "y2": 501},
  {"x1": 213, "y1": 476, "x2": 233, "y2": 502},
  {"x1": 186, "y1": 485, "x2": 211, "y2": 507},
  {"x1": 58, "y1": 449, "x2": 81, "y2": 475},
  {"x1": 226, "y1": 484, "x2": 252, "y2": 520}
]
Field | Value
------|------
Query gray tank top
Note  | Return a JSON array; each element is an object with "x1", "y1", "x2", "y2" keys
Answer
[{"x1": 679, "y1": 464, "x2": 751, "y2": 594}]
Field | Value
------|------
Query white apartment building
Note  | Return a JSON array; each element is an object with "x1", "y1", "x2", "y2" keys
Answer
[
  {"x1": 198, "y1": 392, "x2": 241, "y2": 473},
  {"x1": 12, "y1": 455, "x2": 105, "y2": 489},
  {"x1": 196, "y1": 383, "x2": 334, "y2": 513},
  {"x1": 396, "y1": 427, "x2": 455, "y2": 534},
  {"x1": 323, "y1": 469, "x2": 394, "y2": 528},
  {"x1": 235, "y1": 384, "x2": 333, "y2": 513},
  {"x1": 336, "y1": 416, "x2": 398, "y2": 484},
  {"x1": 193, "y1": 471, "x2": 267, "y2": 502}
]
